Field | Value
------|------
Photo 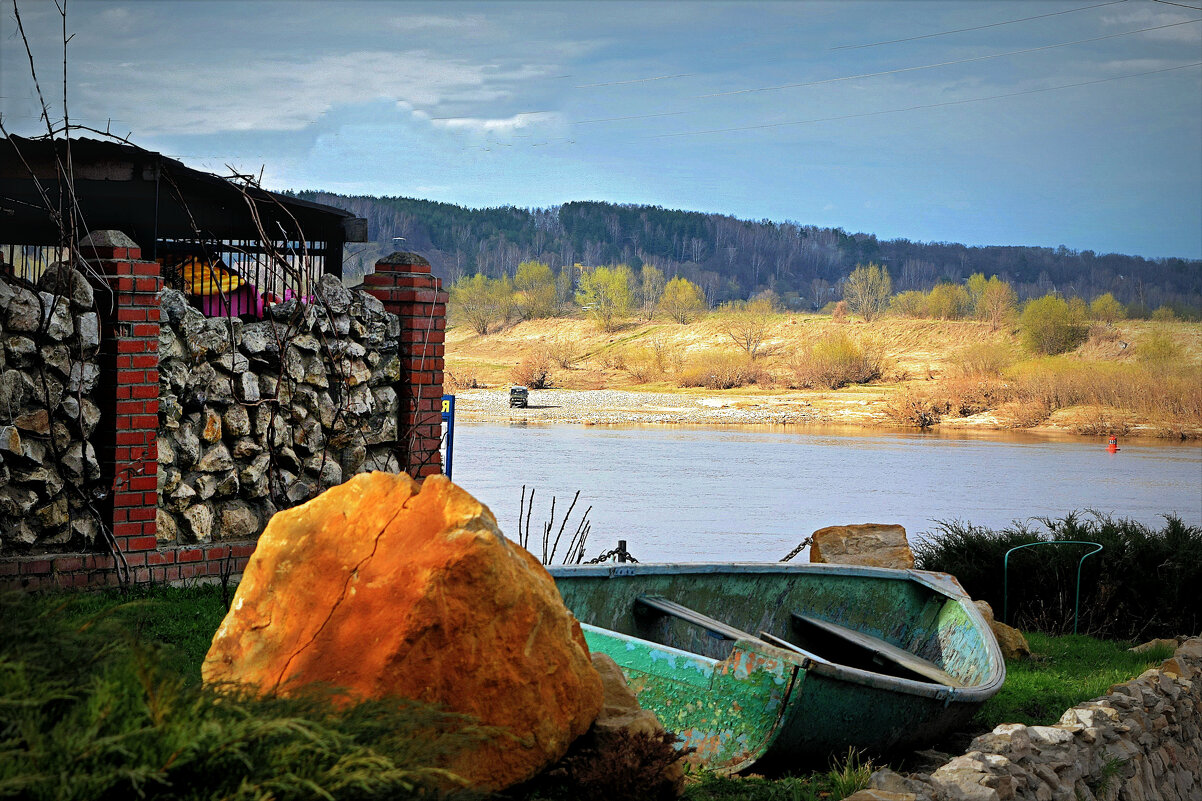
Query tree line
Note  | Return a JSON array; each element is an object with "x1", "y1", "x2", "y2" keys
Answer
[
  {"x1": 294, "y1": 192, "x2": 1201, "y2": 316},
  {"x1": 455, "y1": 260, "x2": 1182, "y2": 360}
]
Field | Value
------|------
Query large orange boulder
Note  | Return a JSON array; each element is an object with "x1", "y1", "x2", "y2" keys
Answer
[
  {"x1": 809, "y1": 523, "x2": 915, "y2": 569},
  {"x1": 202, "y1": 471, "x2": 604, "y2": 790}
]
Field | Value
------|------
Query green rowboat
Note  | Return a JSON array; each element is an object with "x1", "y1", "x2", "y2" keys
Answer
[{"x1": 549, "y1": 562, "x2": 1005, "y2": 773}]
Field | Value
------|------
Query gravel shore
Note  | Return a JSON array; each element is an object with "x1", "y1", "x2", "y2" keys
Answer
[{"x1": 450, "y1": 388, "x2": 844, "y2": 426}]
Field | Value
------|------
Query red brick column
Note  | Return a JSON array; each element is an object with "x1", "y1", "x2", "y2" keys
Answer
[
  {"x1": 80, "y1": 230, "x2": 161, "y2": 582},
  {"x1": 363, "y1": 252, "x2": 447, "y2": 478}
]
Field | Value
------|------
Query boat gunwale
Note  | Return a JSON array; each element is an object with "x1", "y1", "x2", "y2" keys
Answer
[{"x1": 552, "y1": 561, "x2": 1007, "y2": 700}]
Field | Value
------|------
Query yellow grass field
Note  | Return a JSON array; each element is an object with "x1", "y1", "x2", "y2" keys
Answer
[{"x1": 445, "y1": 312, "x2": 1202, "y2": 438}]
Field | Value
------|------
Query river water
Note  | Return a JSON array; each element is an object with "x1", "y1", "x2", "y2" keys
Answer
[{"x1": 449, "y1": 424, "x2": 1202, "y2": 563}]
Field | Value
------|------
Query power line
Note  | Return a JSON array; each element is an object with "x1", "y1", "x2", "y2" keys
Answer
[
  {"x1": 699, "y1": 18, "x2": 1202, "y2": 98},
  {"x1": 652, "y1": 62, "x2": 1201, "y2": 139},
  {"x1": 1149, "y1": 0, "x2": 1202, "y2": 10},
  {"x1": 831, "y1": 0, "x2": 1130, "y2": 51}
]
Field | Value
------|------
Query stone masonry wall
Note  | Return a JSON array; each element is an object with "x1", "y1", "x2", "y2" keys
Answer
[
  {"x1": 156, "y1": 274, "x2": 405, "y2": 546},
  {"x1": 0, "y1": 266, "x2": 104, "y2": 551},
  {"x1": 854, "y1": 637, "x2": 1202, "y2": 801}
]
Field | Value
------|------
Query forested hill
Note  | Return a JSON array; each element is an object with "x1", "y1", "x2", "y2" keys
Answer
[{"x1": 296, "y1": 192, "x2": 1201, "y2": 313}]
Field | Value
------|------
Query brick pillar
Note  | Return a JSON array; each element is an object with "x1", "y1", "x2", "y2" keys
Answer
[
  {"x1": 363, "y1": 251, "x2": 447, "y2": 478},
  {"x1": 80, "y1": 230, "x2": 161, "y2": 579}
]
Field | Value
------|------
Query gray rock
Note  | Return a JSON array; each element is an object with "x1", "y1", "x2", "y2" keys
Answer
[
  {"x1": 175, "y1": 424, "x2": 201, "y2": 467},
  {"x1": 38, "y1": 292, "x2": 73, "y2": 340},
  {"x1": 316, "y1": 458, "x2": 342, "y2": 489},
  {"x1": 183, "y1": 315, "x2": 236, "y2": 359},
  {"x1": 231, "y1": 437, "x2": 261, "y2": 460},
  {"x1": 40, "y1": 344, "x2": 71, "y2": 377},
  {"x1": 216, "y1": 351, "x2": 250, "y2": 374},
  {"x1": 214, "y1": 469, "x2": 240, "y2": 498},
  {"x1": 241, "y1": 453, "x2": 271, "y2": 498},
  {"x1": 0, "y1": 370, "x2": 30, "y2": 412},
  {"x1": 238, "y1": 372, "x2": 260, "y2": 403},
  {"x1": 159, "y1": 323, "x2": 186, "y2": 360},
  {"x1": 240, "y1": 321, "x2": 279, "y2": 356},
  {"x1": 192, "y1": 474, "x2": 219, "y2": 501},
  {"x1": 0, "y1": 484, "x2": 39, "y2": 517},
  {"x1": 34, "y1": 498, "x2": 69, "y2": 530},
  {"x1": 223, "y1": 404, "x2": 251, "y2": 437},
  {"x1": 195, "y1": 443, "x2": 234, "y2": 472},
  {"x1": 159, "y1": 394, "x2": 183, "y2": 430},
  {"x1": 352, "y1": 290, "x2": 386, "y2": 316},
  {"x1": 15, "y1": 466, "x2": 65, "y2": 496},
  {"x1": 67, "y1": 361, "x2": 101, "y2": 394},
  {"x1": 159, "y1": 289, "x2": 190, "y2": 325},
  {"x1": 36, "y1": 264, "x2": 94, "y2": 310},
  {"x1": 6, "y1": 520, "x2": 37, "y2": 546},
  {"x1": 161, "y1": 359, "x2": 189, "y2": 392},
  {"x1": 5, "y1": 287, "x2": 40, "y2": 332},
  {"x1": 156, "y1": 508, "x2": 178, "y2": 543},
  {"x1": 317, "y1": 273, "x2": 353, "y2": 314},
  {"x1": 83, "y1": 441, "x2": 100, "y2": 480},
  {"x1": 183, "y1": 503, "x2": 214, "y2": 542},
  {"x1": 51, "y1": 420, "x2": 71, "y2": 452},
  {"x1": 77, "y1": 312, "x2": 100, "y2": 352},
  {"x1": 285, "y1": 479, "x2": 315, "y2": 505},
  {"x1": 157, "y1": 437, "x2": 176, "y2": 466},
  {"x1": 341, "y1": 442, "x2": 367, "y2": 476},
  {"x1": 218, "y1": 501, "x2": 260, "y2": 539},
  {"x1": 5, "y1": 335, "x2": 37, "y2": 365}
]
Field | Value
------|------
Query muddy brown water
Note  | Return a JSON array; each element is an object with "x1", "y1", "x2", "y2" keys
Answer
[{"x1": 448, "y1": 424, "x2": 1202, "y2": 563}]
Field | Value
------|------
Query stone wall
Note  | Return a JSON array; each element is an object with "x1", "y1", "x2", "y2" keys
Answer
[
  {"x1": 855, "y1": 637, "x2": 1202, "y2": 801},
  {"x1": 0, "y1": 235, "x2": 448, "y2": 590},
  {"x1": 156, "y1": 275, "x2": 405, "y2": 546},
  {"x1": 0, "y1": 265, "x2": 104, "y2": 551}
]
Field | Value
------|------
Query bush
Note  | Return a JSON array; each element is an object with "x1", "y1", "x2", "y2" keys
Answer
[
  {"x1": 1020, "y1": 295, "x2": 1087, "y2": 355},
  {"x1": 785, "y1": 332, "x2": 883, "y2": 389},
  {"x1": 913, "y1": 513, "x2": 1202, "y2": 640},
  {"x1": 1136, "y1": 330, "x2": 1181, "y2": 364},
  {"x1": 678, "y1": 352, "x2": 769, "y2": 389},
  {"x1": 889, "y1": 290, "x2": 927, "y2": 317},
  {"x1": 512, "y1": 350, "x2": 552, "y2": 388},
  {"x1": 925, "y1": 283, "x2": 973, "y2": 320},
  {"x1": 951, "y1": 342, "x2": 1015, "y2": 377}
]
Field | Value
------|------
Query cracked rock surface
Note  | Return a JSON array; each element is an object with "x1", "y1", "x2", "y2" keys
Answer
[{"x1": 201, "y1": 471, "x2": 604, "y2": 791}]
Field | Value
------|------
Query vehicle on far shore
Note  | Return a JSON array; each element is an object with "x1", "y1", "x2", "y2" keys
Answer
[{"x1": 509, "y1": 386, "x2": 529, "y2": 408}]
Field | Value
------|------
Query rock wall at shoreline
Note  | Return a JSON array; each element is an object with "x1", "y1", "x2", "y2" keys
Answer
[
  {"x1": 156, "y1": 277, "x2": 404, "y2": 544},
  {"x1": 853, "y1": 637, "x2": 1202, "y2": 801}
]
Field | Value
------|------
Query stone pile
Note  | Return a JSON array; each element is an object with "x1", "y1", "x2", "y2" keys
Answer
[
  {"x1": 157, "y1": 274, "x2": 405, "y2": 544},
  {"x1": 0, "y1": 267, "x2": 103, "y2": 551},
  {"x1": 851, "y1": 637, "x2": 1202, "y2": 801}
]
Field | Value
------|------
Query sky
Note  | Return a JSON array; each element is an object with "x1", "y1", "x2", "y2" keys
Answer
[{"x1": 2, "y1": 0, "x2": 1200, "y2": 259}]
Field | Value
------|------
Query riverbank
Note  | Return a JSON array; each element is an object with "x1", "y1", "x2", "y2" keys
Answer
[{"x1": 445, "y1": 315, "x2": 1202, "y2": 438}]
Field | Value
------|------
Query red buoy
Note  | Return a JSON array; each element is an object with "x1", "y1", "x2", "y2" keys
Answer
[{"x1": 1107, "y1": 435, "x2": 1119, "y2": 453}]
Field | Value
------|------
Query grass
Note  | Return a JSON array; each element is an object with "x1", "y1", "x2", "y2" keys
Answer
[
  {"x1": 973, "y1": 632, "x2": 1176, "y2": 730},
  {"x1": 3, "y1": 584, "x2": 1182, "y2": 800}
]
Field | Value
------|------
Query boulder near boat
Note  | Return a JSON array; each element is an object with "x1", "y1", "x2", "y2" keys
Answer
[{"x1": 549, "y1": 562, "x2": 1005, "y2": 773}]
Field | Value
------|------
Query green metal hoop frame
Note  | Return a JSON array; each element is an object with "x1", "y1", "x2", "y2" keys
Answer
[{"x1": 1003, "y1": 541, "x2": 1104, "y2": 634}]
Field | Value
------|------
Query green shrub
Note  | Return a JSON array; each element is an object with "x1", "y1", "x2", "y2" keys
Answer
[
  {"x1": 951, "y1": 342, "x2": 1015, "y2": 377},
  {"x1": 913, "y1": 513, "x2": 1202, "y2": 640},
  {"x1": 1019, "y1": 295, "x2": 1087, "y2": 355},
  {"x1": 0, "y1": 591, "x2": 492, "y2": 801}
]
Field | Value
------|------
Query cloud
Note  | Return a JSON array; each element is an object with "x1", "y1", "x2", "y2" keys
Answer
[
  {"x1": 73, "y1": 50, "x2": 556, "y2": 136},
  {"x1": 387, "y1": 14, "x2": 488, "y2": 31},
  {"x1": 1099, "y1": 8, "x2": 1202, "y2": 42},
  {"x1": 432, "y1": 111, "x2": 563, "y2": 136}
]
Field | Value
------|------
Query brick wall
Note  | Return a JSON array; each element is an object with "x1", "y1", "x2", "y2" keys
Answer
[{"x1": 362, "y1": 251, "x2": 447, "y2": 479}]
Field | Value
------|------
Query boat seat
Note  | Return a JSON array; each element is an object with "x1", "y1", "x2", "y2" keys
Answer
[
  {"x1": 635, "y1": 596, "x2": 767, "y2": 644},
  {"x1": 758, "y1": 631, "x2": 831, "y2": 666},
  {"x1": 791, "y1": 613, "x2": 964, "y2": 688}
]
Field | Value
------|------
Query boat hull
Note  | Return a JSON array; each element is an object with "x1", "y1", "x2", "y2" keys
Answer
[{"x1": 550, "y1": 562, "x2": 1004, "y2": 773}]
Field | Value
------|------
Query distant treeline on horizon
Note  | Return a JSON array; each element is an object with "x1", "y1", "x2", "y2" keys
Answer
[{"x1": 295, "y1": 192, "x2": 1202, "y2": 315}]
